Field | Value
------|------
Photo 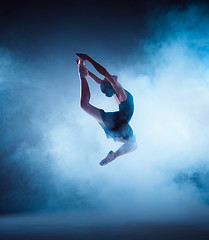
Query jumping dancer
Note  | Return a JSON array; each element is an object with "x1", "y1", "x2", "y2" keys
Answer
[{"x1": 76, "y1": 53, "x2": 137, "y2": 166}]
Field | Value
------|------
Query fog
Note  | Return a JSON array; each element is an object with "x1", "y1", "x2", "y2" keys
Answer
[{"x1": 0, "y1": 3, "x2": 209, "y2": 224}]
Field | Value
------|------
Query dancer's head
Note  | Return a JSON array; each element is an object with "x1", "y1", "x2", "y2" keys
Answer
[
  {"x1": 100, "y1": 79, "x2": 115, "y2": 97},
  {"x1": 111, "y1": 75, "x2": 118, "y2": 81}
]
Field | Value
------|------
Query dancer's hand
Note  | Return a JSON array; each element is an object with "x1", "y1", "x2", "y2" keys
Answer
[
  {"x1": 76, "y1": 58, "x2": 89, "y2": 76},
  {"x1": 78, "y1": 59, "x2": 88, "y2": 77},
  {"x1": 76, "y1": 53, "x2": 90, "y2": 61}
]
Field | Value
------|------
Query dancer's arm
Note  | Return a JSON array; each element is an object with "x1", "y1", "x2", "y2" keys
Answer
[
  {"x1": 76, "y1": 54, "x2": 107, "y2": 76},
  {"x1": 88, "y1": 71, "x2": 102, "y2": 84},
  {"x1": 76, "y1": 59, "x2": 101, "y2": 84},
  {"x1": 76, "y1": 53, "x2": 127, "y2": 102}
]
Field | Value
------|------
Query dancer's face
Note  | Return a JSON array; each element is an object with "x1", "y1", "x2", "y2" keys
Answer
[{"x1": 100, "y1": 79, "x2": 115, "y2": 97}]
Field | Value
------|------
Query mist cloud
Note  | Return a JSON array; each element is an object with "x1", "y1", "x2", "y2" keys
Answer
[{"x1": 0, "y1": 3, "x2": 209, "y2": 224}]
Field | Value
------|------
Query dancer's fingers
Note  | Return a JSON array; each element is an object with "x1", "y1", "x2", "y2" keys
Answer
[{"x1": 75, "y1": 53, "x2": 89, "y2": 61}]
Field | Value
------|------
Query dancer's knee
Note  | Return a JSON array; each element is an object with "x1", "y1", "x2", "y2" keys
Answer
[
  {"x1": 130, "y1": 141, "x2": 138, "y2": 151},
  {"x1": 128, "y1": 135, "x2": 137, "y2": 151}
]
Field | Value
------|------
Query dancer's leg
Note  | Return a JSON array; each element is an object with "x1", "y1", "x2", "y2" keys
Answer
[
  {"x1": 114, "y1": 141, "x2": 137, "y2": 158},
  {"x1": 79, "y1": 75, "x2": 104, "y2": 124},
  {"x1": 100, "y1": 137, "x2": 137, "y2": 166}
]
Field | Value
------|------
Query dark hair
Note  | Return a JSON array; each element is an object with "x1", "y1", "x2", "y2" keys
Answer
[{"x1": 100, "y1": 79, "x2": 115, "y2": 97}]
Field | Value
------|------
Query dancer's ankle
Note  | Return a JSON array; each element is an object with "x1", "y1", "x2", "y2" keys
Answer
[{"x1": 113, "y1": 151, "x2": 118, "y2": 159}]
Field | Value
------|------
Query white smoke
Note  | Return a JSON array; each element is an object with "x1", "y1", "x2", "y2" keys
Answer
[{"x1": 1, "y1": 3, "x2": 209, "y2": 224}]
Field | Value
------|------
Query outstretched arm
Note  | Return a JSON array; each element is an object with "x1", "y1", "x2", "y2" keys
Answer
[
  {"x1": 76, "y1": 58, "x2": 102, "y2": 84},
  {"x1": 76, "y1": 54, "x2": 109, "y2": 78},
  {"x1": 88, "y1": 71, "x2": 102, "y2": 85},
  {"x1": 76, "y1": 53, "x2": 127, "y2": 102}
]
